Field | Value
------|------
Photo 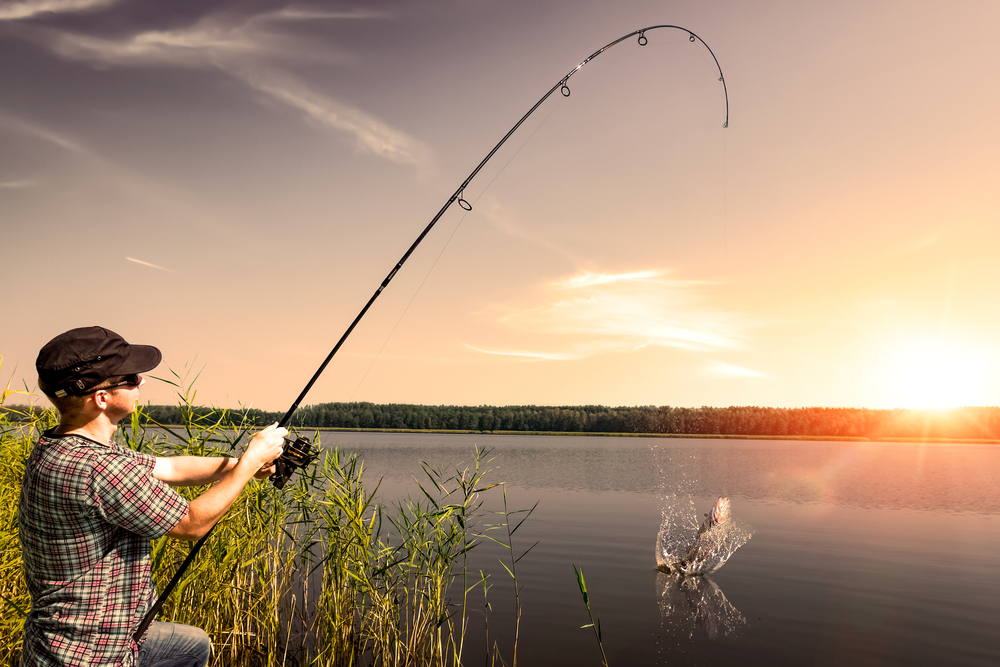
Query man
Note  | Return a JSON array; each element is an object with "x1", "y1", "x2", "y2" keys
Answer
[{"x1": 19, "y1": 326, "x2": 287, "y2": 667}]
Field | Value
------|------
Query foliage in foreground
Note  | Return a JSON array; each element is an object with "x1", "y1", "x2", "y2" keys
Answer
[{"x1": 1, "y1": 371, "x2": 521, "y2": 667}]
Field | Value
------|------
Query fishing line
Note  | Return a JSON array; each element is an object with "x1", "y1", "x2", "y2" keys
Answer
[
  {"x1": 134, "y1": 24, "x2": 729, "y2": 642},
  {"x1": 349, "y1": 99, "x2": 565, "y2": 401},
  {"x1": 722, "y1": 121, "x2": 731, "y2": 406},
  {"x1": 347, "y1": 210, "x2": 471, "y2": 402}
]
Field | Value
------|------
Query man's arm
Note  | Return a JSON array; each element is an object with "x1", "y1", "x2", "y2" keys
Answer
[
  {"x1": 153, "y1": 456, "x2": 237, "y2": 486},
  {"x1": 166, "y1": 423, "x2": 286, "y2": 541}
]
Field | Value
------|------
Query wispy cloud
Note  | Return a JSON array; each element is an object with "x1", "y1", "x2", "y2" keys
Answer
[
  {"x1": 464, "y1": 345, "x2": 579, "y2": 361},
  {"x1": 557, "y1": 270, "x2": 680, "y2": 289},
  {"x1": 0, "y1": 111, "x2": 212, "y2": 218},
  {"x1": 0, "y1": 114, "x2": 83, "y2": 153},
  {"x1": 471, "y1": 196, "x2": 576, "y2": 261},
  {"x1": 705, "y1": 362, "x2": 765, "y2": 378},
  {"x1": 0, "y1": 180, "x2": 37, "y2": 188},
  {"x1": 471, "y1": 269, "x2": 748, "y2": 361},
  {"x1": 126, "y1": 256, "x2": 172, "y2": 272},
  {"x1": 0, "y1": 0, "x2": 117, "y2": 21},
  {"x1": 48, "y1": 21, "x2": 267, "y2": 67},
  {"x1": 235, "y1": 67, "x2": 430, "y2": 166},
  {"x1": 33, "y1": 9, "x2": 429, "y2": 167},
  {"x1": 265, "y1": 7, "x2": 392, "y2": 22}
]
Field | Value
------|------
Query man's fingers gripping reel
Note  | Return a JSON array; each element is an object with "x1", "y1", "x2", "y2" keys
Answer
[{"x1": 270, "y1": 435, "x2": 320, "y2": 489}]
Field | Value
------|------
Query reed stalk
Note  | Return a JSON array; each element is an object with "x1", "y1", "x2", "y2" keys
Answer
[
  {"x1": 482, "y1": 487, "x2": 538, "y2": 667},
  {"x1": 573, "y1": 565, "x2": 609, "y2": 667}
]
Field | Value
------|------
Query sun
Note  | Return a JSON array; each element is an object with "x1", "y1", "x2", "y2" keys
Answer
[{"x1": 876, "y1": 336, "x2": 995, "y2": 409}]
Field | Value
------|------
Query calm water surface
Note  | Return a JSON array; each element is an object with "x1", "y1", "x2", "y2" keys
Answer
[{"x1": 314, "y1": 433, "x2": 999, "y2": 666}]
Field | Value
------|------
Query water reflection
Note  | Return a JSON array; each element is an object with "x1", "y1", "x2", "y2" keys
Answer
[{"x1": 656, "y1": 571, "x2": 747, "y2": 641}]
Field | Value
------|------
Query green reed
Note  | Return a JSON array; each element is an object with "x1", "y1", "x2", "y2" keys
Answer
[
  {"x1": 482, "y1": 488, "x2": 538, "y2": 667},
  {"x1": 307, "y1": 448, "x2": 503, "y2": 666},
  {"x1": 1, "y1": 365, "x2": 525, "y2": 666},
  {"x1": 1, "y1": 362, "x2": 54, "y2": 665},
  {"x1": 573, "y1": 565, "x2": 609, "y2": 667}
]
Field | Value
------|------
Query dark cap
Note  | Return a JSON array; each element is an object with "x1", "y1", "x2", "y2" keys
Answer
[{"x1": 36, "y1": 326, "x2": 161, "y2": 398}]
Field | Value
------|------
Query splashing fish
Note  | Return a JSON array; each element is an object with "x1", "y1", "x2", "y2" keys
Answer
[
  {"x1": 683, "y1": 497, "x2": 730, "y2": 563},
  {"x1": 656, "y1": 496, "x2": 750, "y2": 575}
]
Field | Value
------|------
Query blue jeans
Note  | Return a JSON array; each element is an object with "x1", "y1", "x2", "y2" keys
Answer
[{"x1": 137, "y1": 622, "x2": 211, "y2": 667}]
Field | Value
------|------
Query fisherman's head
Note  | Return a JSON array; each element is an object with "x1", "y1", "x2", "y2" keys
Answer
[{"x1": 36, "y1": 326, "x2": 160, "y2": 420}]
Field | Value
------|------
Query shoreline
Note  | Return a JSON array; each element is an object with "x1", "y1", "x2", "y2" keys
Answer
[{"x1": 152, "y1": 425, "x2": 1000, "y2": 444}]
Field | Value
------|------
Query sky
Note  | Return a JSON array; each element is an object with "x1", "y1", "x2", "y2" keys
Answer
[{"x1": 1, "y1": 0, "x2": 999, "y2": 412}]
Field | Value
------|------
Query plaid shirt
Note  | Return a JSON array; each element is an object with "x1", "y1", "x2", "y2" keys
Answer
[{"x1": 18, "y1": 430, "x2": 189, "y2": 667}]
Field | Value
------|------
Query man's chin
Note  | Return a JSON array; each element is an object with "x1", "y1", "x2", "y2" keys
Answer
[{"x1": 110, "y1": 406, "x2": 137, "y2": 427}]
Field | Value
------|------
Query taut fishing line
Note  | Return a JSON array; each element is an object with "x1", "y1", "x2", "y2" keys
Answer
[
  {"x1": 135, "y1": 24, "x2": 729, "y2": 641},
  {"x1": 722, "y1": 119, "x2": 731, "y2": 405},
  {"x1": 349, "y1": 97, "x2": 566, "y2": 401}
]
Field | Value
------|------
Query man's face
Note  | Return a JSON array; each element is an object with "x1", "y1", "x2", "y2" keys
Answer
[{"x1": 100, "y1": 375, "x2": 144, "y2": 423}]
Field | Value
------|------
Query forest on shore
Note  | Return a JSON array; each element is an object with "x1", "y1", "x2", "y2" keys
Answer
[{"x1": 7, "y1": 402, "x2": 998, "y2": 441}]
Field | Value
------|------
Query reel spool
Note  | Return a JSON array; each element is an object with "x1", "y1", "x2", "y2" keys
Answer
[{"x1": 270, "y1": 435, "x2": 320, "y2": 489}]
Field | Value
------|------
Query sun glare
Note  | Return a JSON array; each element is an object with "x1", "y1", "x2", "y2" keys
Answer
[{"x1": 877, "y1": 337, "x2": 994, "y2": 409}]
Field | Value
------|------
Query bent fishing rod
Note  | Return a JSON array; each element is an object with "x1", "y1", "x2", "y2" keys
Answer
[{"x1": 134, "y1": 24, "x2": 728, "y2": 641}]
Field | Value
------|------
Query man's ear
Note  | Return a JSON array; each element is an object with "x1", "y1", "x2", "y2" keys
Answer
[{"x1": 92, "y1": 390, "x2": 110, "y2": 410}]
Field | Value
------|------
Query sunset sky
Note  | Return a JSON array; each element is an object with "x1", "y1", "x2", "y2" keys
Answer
[{"x1": 2, "y1": 0, "x2": 998, "y2": 411}]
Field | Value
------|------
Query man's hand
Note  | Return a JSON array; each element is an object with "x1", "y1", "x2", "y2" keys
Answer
[
  {"x1": 244, "y1": 423, "x2": 287, "y2": 472},
  {"x1": 254, "y1": 462, "x2": 277, "y2": 480}
]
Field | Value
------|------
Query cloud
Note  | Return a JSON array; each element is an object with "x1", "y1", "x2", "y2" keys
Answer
[
  {"x1": 556, "y1": 269, "x2": 680, "y2": 289},
  {"x1": 0, "y1": 111, "x2": 211, "y2": 216},
  {"x1": 464, "y1": 345, "x2": 580, "y2": 361},
  {"x1": 265, "y1": 7, "x2": 392, "y2": 22},
  {"x1": 471, "y1": 196, "x2": 577, "y2": 261},
  {"x1": 126, "y1": 256, "x2": 172, "y2": 272},
  {"x1": 33, "y1": 9, "x2": 429, "y2": 167},
  {"x1": 0, "y1": 114, "x2": 83, "y2": 152},
  {"x1": 0, "y1": 0, "x2": 117, "y2": 21},
  {"x1": 0, "y1": 180, "x2": 37, "y2": 188},
  {"x1": 472, "y1": 269, "x2": 748, "y2": 361},
  {"x1": 47, "y1": 21, "x2": 267, "y2": 67},
  {"x1": 235, "y1": 67, "x2": 430, "y2": 166},
  {"x1": 705, "y1": 362, "x2": 765, "y2": 378}
]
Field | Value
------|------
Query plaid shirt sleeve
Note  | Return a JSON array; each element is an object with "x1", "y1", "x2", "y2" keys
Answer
[{"x1": 88, "y1": 447, "x2": 189, "y2": 538}]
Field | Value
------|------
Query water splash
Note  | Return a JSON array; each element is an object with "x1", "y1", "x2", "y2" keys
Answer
[{"x1": 655, "y1": 494, "x2": 753, "y2": 575}]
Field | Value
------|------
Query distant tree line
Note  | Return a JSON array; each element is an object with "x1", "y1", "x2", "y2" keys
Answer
[{"x1": 6, "y1": 403, "x2": 996, "y2": 440}]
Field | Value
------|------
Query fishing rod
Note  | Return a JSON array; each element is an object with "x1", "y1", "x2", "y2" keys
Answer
[{"x1": 134, "y1": 24, "x2": 728, "y2": 642}]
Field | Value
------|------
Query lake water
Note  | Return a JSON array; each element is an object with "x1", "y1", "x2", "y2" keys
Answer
[{"x1": 312, "y1": 432, "x2": 1000, "y2": 666}]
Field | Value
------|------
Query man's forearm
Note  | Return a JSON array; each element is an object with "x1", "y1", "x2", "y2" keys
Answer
[
  {"x1": 153, "y1": 455, "x2": 237, "y2": 485},
  {"x1": 166, "y1": 457, "x2": 260, "y2": 540}
]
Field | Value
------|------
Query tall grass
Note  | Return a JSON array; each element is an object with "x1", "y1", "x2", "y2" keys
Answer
[
  {"x1": 1, "y1": 359, "x2": 54, "y2": 665},
  {"x1": 0, "y1": 367, "x2": 526, "y2": 666}
]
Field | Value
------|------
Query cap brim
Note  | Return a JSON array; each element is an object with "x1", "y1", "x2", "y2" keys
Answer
[{"x1": 116, "y1": 344, "x2": 162, "y2": 375}]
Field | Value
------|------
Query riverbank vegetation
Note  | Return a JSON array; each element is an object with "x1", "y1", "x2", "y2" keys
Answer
[
  {"x1": 1, "y1": 380, "x2": 528, "y2": 666},
  {"x1": 7, "y1": 402, "x2": 998, "y2": 442}
]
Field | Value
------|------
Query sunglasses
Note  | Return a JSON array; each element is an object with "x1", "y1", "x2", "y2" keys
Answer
[{"x1": 84, "y1": 374, "x2": 142, "y2": 394}]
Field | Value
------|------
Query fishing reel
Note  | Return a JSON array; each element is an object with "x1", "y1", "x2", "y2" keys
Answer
[{"x1": 269, "y1": 435, "x2": 321, "y2": 489}]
